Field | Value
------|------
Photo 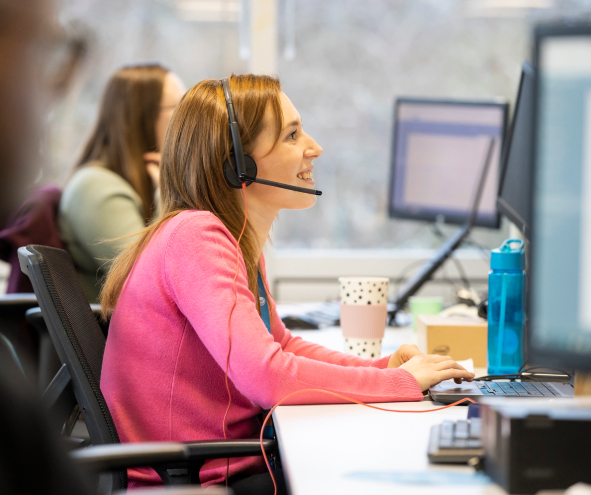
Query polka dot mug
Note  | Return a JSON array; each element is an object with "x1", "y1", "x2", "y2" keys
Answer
[{"x1": 338, "y1": 277, "x2": 389, "y2": 359}]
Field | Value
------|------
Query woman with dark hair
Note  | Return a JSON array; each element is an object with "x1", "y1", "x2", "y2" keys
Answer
[
  {"x1": 99, "y1": 74, "x2": 474, "y2": 493},
  {"x1": 58, "y1": 63, "x2": 185, "y2": 302}
]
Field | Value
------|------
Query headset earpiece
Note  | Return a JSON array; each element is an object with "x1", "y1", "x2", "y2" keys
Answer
[
  {"x1": 223, "y1": 154, "x2": 258, "y2": 189},
  {"x1": 221, "y1": 76, "x2": 321, "y2": 195}
]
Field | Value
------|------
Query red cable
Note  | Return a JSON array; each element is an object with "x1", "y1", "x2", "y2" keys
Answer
[
  {"x1": 223, "y1": 183, "x2": 248, "y2": 485},
  {"x1": 259, "y1": 390, "x2": 476, "y2": 495}
]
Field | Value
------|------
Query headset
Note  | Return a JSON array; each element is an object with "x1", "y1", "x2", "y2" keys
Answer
[{"x1": 221, "y1": 78, "x2": 322, "y2": 196}]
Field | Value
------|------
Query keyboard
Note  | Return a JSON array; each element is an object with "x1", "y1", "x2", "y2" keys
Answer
[
  {"x1": 279, "y1": 301, "x2": 402, "y2": 329},
  {"x1": 429, "y1": 379, "x2": 574, "y2": 403},
  {"x1": 428, "y1": 418, "x2": 484, "y2": 464},
  {"x1": 278, "y1": 301, "x2": 341, "y2": 329},
  {"x1": 475, "y1": 381, "x2": 558, "y2": 397}
]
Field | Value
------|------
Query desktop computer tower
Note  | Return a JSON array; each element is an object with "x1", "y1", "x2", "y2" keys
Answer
[{"x1": 481, "y1": 400, "x2": 591, "y2": 494}]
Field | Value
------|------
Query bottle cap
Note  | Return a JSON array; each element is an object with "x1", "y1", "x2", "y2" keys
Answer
[{"x1": 490, "y1": 239, "x2": 525, "y2": 271}]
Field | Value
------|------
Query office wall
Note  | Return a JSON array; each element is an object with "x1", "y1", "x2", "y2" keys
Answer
[{"x1": 265, "y1": 247, "x2": 489, "y2": 303}]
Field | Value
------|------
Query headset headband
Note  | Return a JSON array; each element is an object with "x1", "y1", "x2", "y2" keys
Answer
[{"x1": 221, "y1": 78, "x2": 247, "y2": 181}]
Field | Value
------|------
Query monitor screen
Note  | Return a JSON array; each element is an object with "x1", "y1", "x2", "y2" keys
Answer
[
  {"x1": 388, "y1": 98, "x2": 507, "y2": 228},
  {"x1": 497, "y1": 62, "x2": 534, "y2": 240},
  {"x1": 529, "y1": 25, "x2": 591, "y2": 371}
]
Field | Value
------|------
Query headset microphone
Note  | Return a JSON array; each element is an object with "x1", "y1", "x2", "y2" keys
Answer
[{"x1": 221, "y1": 78, "x2": 322, "y2": 196}]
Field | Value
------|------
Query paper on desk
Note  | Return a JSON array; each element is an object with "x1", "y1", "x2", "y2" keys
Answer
[
  {"x1": 346, "y1": 471, "x2": 491, "y2": 486},
  {"x1": 455, "y1": 358, "x2": 474, "y2": 374},
  {"x1": 438, "y1": 358, "x2": 474, "y2": 383}
]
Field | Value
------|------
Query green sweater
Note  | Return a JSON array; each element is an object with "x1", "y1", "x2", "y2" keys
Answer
[{"x1": 58, "y1": 164, "x2": 148, "y2": 303}]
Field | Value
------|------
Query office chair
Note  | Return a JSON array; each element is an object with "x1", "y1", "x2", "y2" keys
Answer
[
  {"x1": 0, "y1": 293, "x2": 107, "y2": 391},
  {"x1": 26, "y1": 305, "x2": 109, "y2": 392},
  {"x1": 17, "y1": 244, "x2": 275, "y2": 493},
  {"x1": 0, "y1": 326, "x2": 231, "y2": 495}
]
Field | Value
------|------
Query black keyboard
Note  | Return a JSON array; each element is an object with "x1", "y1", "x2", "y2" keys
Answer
[
  {"x1": 280, "y1": 301, "x2": 341, "y2": 329},
  {"x1": 427, "y1": 419, "x2": 484, "y2": 464},
  {"x1": 475, "y1": 381, "x2": 557, "y2": 397}
]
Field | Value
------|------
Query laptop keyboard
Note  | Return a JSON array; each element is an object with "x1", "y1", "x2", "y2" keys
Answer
[{"x1": 475, "y1": 381, "x2": 556, "y2": 397}]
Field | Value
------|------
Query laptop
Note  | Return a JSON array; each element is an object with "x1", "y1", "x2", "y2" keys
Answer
[
  {"x1": 429, "y1": 379, "x2": 574, "y2": 404},
  {"x1": 424, "y1": 134, "x2": 575, "y2": 404}
]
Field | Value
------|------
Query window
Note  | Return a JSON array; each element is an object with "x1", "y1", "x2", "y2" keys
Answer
[{"x1": 48, "y1": 0, "x2": 589, "y2": 251}]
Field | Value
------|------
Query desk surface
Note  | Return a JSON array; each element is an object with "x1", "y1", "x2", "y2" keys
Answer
[
  {"x1": 274, "y1": 326, "x2": 500, "y2": 494},
  {"x1": 273, "y1": 400, "x2": 504, "y2": 495}
]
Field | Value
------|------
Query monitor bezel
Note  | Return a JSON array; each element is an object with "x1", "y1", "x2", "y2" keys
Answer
[
  {"x1": 388, "y1": 97, "x2": 508, "y2": 229},
  {"x1": 528, "y1": 22, "x2": 591, "y2": 372},
  {"x1": 496, "y1": 61, "x2": 534, "y2": 241}
]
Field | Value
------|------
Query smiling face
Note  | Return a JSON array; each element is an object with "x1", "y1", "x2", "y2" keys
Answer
[{"x1": 245, "y1": 92, "x2": 323, "y2": 214}]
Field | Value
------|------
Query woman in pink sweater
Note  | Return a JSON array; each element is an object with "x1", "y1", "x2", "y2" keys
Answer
[{"x1": 100, "y1": 74, "x2": 474, "y2": 493}]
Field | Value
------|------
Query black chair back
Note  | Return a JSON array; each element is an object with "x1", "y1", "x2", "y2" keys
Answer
[{"x1": 18, "y1": 245, "x2": 126, "y2": 491}]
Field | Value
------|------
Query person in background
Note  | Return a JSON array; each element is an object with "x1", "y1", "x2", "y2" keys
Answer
[
  {"x1": 0, "y1": 1, "x2": 92, "y2": 493},
  {"x1": 59, "y1": 63, "x2": 186, "y2": 302},
  {"x1": 0, "y1": 3, "x2": 46, "y2": 227}
]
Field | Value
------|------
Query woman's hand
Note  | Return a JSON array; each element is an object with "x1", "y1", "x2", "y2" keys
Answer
[
  {"x1": 398, "y1": 354, "x2": 475, "y2": 392},
  {"x1": 144, "y1": 152, "x2": 161, "y2": 189},
  {"x1": 387, "y1": 344, "x2": 423, "y2": 368}
]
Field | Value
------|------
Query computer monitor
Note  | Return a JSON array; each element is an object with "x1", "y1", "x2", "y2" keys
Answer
[
  {"x1": 388, "y1": 98, "x2": 508, "y2": 228},
  {"x1": 389, "y1": 137, "x2": 497, "y2": 322},
  {"x1": 497, "y1": 61, "x2": 534, "y2": 240},
  {"x1": 529, "y1": 23, "x2": 591, "y2": 371}
]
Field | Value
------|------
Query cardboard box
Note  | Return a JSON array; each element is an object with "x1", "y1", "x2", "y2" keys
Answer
[
  {"x1": 575, "y1": 372, "x2": 591, "y2": 397},
  {"x1": 416, "y1": 315, "x2": 487, "y2": 367}
]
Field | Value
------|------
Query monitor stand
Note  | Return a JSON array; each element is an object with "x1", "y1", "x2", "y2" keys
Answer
[{"x1": 388, "y1": 225, "x2": 470, "y2": 325}]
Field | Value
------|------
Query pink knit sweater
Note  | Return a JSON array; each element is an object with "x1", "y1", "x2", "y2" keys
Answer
[{"x1": 100, "y1": 210, "x2": 423, "y2": 487}]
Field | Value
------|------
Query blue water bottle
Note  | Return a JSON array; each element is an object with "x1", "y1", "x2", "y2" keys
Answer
[{"x1": 487, "y1": 239, "x2": 526, "y2": 375}]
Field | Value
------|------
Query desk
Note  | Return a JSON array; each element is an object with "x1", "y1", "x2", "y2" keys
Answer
[
  {"x1": 274, "y1": 401, "x2": 504, "y2": 495},
  {"x1": 274, "y1": 327, "x2": 500, "y2": 494}
]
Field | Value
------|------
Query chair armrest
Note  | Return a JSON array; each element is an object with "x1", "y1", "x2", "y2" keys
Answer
[
  {"x1": 114, "y1": 487, "x2": 231, "y2": 495},
  {"x1": 70, "y1": 439, "x2": 276, "y2": 471},
  {"x1": 71, "y1": 442, "x2": 190, "y2": 471},
  {"x1": 0, "y1": 293, "x2": 38, "y2": 307},
  {"x1": 24, "y1": 307, "x2": 44, "y2": 331},
  {"x1": 0, "y1": 294, "x2": 39, "y2": 329},
  {"x1": 26, "y1": 304, "x2": 102, "y2": 320},
  {"x1": 26, "y1": 304, "x2": 110, "y2": 337},
  {"x1": 90, "y1": 303, "x2": 110, "y2": 336},
  {"x1": 183, "y1": 439, "x2": 276, "y2": 460}
]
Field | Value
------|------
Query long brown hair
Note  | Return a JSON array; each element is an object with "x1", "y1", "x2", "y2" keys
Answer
[
  {"x1": 100, "y1": 74, "x2": 283, "y2": 318},
  {"x1": 76, "y1": 63, "x2": 169, "y2": 220}
]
